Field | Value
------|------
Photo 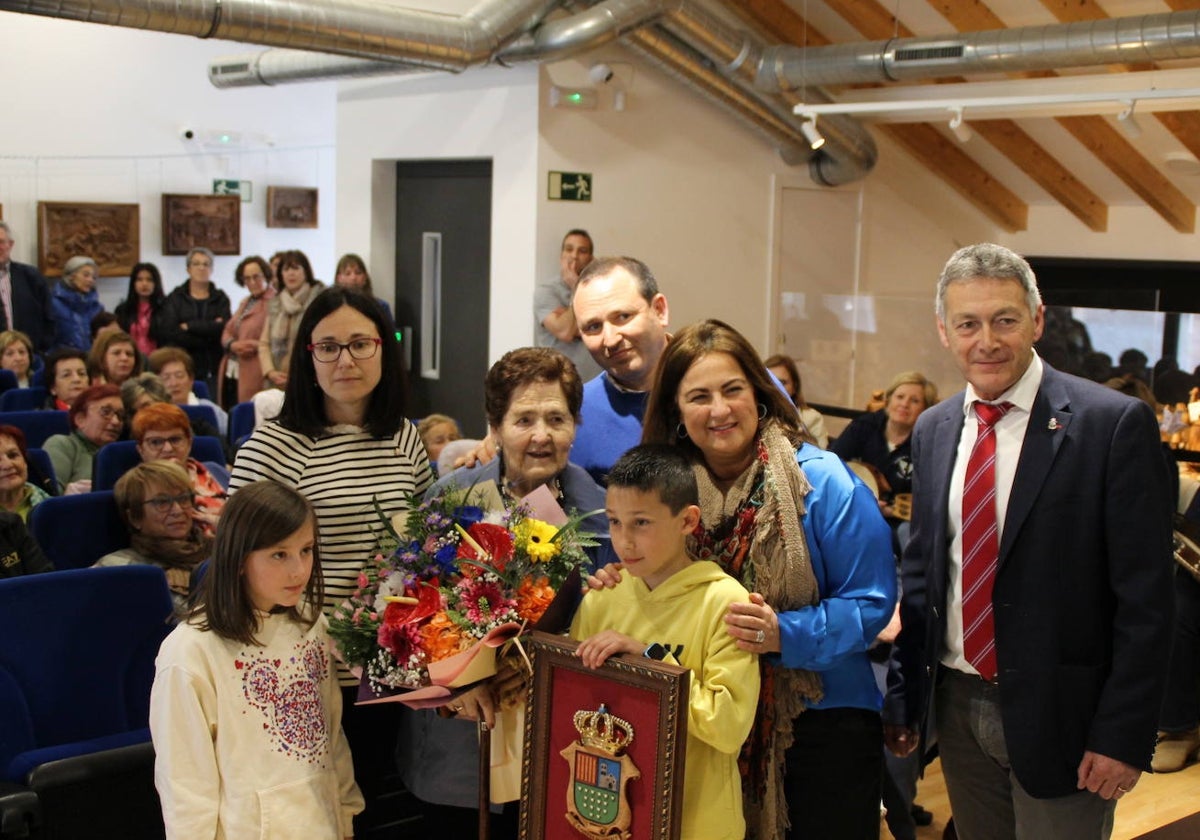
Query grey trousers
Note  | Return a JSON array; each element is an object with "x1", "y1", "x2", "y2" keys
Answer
[{"x1": 935, "y1": 669, "x2": 1116, "y2": 840}]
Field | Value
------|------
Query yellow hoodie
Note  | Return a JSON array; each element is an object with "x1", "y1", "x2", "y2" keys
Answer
[{"x1": 571, "y1": 561, "x2": 760, "y2": 840}]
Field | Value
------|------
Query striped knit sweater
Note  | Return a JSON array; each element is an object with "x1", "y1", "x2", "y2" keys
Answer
[{"x1": 229, "y1": 420, "x2": 433, "y2": 684}]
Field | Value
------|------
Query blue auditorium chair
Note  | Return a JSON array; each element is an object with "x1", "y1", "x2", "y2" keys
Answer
[
  {"x1": 180, "y1": 403, "x2": 218, "y2": 431},
  {"x1": 29, "y1": 492, "x2": 128, "y2": 571},
  {"x1": 93, "y1": 437, "x2": 227, "y2": 493},
  {"x1": 0, "y1": 370, "x2": 16, "y2": 395},
  {"x1": 228, "y1": 401, "x2": 254, "y2": 447},
  {"x1": 0, "y1": 388, "x2": 48, "y2": 412},
  {"x1": 0, "y1": 411, "x2": 69, "y2": 448},
  {"x1": 0, "y1": 566, "x2": 173, "y2": 839}
]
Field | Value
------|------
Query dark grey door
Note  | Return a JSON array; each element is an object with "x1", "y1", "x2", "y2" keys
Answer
[{"x1": 394, "y1": 159, "x2": 492, "y2": 438}]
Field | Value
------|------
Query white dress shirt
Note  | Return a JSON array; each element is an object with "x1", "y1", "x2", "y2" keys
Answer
[{"x1": 941, "y1": 353, "x2": 1044, "y2": 675}]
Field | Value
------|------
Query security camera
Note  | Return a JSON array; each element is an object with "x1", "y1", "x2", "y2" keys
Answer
[
  {"x1": 181, "y1": 129, "x2": 196, "y2": 141},
  {"x1": 589, "y1": 63, "x2": 614, "y2": 85}
]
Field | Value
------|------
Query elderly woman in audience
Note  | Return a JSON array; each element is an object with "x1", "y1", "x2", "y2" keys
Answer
[
  {"x1": 399, "y1": 347, "x2": 612, "y2": 838},
  {"x1": 218, "y1": 255, "x2": 275, "y2": 408},
  {"x1": 51, "y1": 256, "x2": 104, "y2": 352},
  {"x1": 0, "y1": 425, "x2": 51, "y2": 520},
  {"x1": 122, "y1": 372, "x2": 226, "y2": 454},
  {"x1": 230, "y1": 287, "x2": 432, "y2": 831},
  {"x1": 0, "y1": 330, "x2": 35, "y2": 388},
  {"x1": 95, "y1": 461, "x2": 212, "y2": 610},
  {"x1": 258, "y1": 249, "x2": 324, "y2": 391},
  {"x1": 131, "y1": 402, "x2": 228, "y2": 533},
  {"x1": 149, "y1": 346, "x2": 229, "y2": 436},
  {"x1": 114, "y1": 262, "x2": 166, "y2": 356},
  {"x1": 88, "y1": 330, "x2": 142, "y2": 387},
  {"x1": 830, "y1": 370, "x2": 938, "y2": 522},
  {"x1": 43, "y1": 384, "x2": 124, "y2": 493},
  {"x1": 159, "y1": 246, "x2": 231, "y2": 396},
  {"x1": 765, "y1": 353, "x2": 829, "y2": 449},
  {"x1": 640, "y1": 319, "x2": 895, "y2": 840},
  {"x1": 42, "y1": 348, "x2": 90, "y2": 411}
]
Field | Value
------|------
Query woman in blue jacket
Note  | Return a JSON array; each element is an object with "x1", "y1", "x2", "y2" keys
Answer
[
  {"x1": 642, "y1": 319, "x2": 896, "y2": 840},
  {"x1": 51, "y1": 256, "x2": 104, "y2": 351}
]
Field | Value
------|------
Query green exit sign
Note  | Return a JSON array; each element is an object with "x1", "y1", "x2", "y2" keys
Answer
[{"x1": 548, "y1": 171, "x2": 592, "y2": 202}]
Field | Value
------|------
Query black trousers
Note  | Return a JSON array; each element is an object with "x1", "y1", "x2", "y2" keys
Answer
[{"x1": 785, "y1": 707, "x2": 883, "y2": 840}]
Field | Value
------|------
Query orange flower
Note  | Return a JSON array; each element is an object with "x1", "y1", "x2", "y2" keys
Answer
[
  {"x1": 420, "y1": 612, "x2": 471, "y2": 663},
  {"x1": 515, "y1": 577, "x2": 556, "y2": 624}
]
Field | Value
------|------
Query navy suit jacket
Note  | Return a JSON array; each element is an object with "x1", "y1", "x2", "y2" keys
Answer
[
  {"x1": 892, "y1": 362, "x2": 1174, "y2": 798},
  {"x1": 1, "y1": 262, "x2": 56, "y2": 352}
]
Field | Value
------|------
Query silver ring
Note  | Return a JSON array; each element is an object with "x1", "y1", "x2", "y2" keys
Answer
[{"x1": 755, "y1": 629, "x2": 765, "y2": 644}]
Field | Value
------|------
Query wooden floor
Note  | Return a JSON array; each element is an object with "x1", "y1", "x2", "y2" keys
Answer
[{"x1": 891, "y1": 757, "x2": 1200, "y2": 839}]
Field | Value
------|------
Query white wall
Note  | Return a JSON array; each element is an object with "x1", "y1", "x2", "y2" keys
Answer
[
  {"x1": 336, "y1": 65, "x2": 540, "y2": 363},
  {"x1": 0, "y1": 13, "x2": 337, "y2": 310}
]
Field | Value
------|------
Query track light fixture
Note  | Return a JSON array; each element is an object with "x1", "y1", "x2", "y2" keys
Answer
[
  {"x1": 948, "y1": 107, "x2": 972, "y2": 143},
  {"x1": 1117, "y1": 100, "x2": 1143, "y2": 140},
  {"x1": 800, "y1": 116, "x2": 825, "y2": 151}
]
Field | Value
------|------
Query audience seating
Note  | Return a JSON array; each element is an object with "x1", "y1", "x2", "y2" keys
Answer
[
  {"x1": 229, "y1": 401, "x2": 254, "y2": 447},
  {"x1": 180, "y1": 404, "x2": 218, "y2": 430},
  {"x1": 191, "y1": 381, "x2": 210, "y2": 400},
  {"x1": 0, "y1": 371, "x2": 16, "y2": 395},
  {"x1": 29, "y1": 491, "x2": 128, "y2": 571},
  {"x1": 93, "y1": 437, "x2": 226, "y2": 492},
  {"x1": 24, "y1": 449, "x2": 57, "y2": 498},
  {"x1": 0, "y1": 411, "x2": 69, "y2": 448},
  {"x1": 0, "y1": 388, "x2": 48, "y2": 412},
  {"x1": 0, "y1": 566, "x2": 172, "y2": 840}
]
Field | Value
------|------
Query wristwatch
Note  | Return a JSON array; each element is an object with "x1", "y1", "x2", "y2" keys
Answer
[{"x1": 643, "y1": 643, "x2": 668, "y2": 661}]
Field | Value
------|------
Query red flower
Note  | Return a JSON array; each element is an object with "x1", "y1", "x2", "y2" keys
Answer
[
  {"x1": 381, "y1": 581, "x2": 442, "y2": 626},
  {"x1": 456, "y1": 523, "x2": 514, "y2": 574}
]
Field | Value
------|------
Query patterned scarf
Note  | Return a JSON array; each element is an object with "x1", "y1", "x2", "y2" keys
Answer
[
  {"x1": 129, "y1": 527, "x2": 212, "y2": 599},
  {"x1": 687, "y1": 419, "x2": 822, "y2": 840}
]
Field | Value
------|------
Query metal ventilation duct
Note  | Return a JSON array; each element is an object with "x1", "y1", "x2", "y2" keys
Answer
[
  {"x1": 0, "y1": 0, "x2": 559, "y2": 70},
  {"x1": 208, "y1": 0, "x2": 677, "y2": 87},
  {"x1": 759, "y1": 10, "x2": 1200, "y2": 89}
]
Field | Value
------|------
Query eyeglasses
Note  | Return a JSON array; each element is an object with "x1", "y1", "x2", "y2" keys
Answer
[
  {"x1": 142, "y1": 434, "x2": 187, "y2": 451},
  {"x1": 93, "y1": 406, "x2": 126, "y2": 421},
  {"x1": 307, "y1": 337, "x2": 383, "y2": 364},
  {"x1": 142, "y1": 492, "x2": 193, "y2": 513}
]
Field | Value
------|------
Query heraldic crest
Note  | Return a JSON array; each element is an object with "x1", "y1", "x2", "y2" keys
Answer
[{"x1": 560, "y1": 703, "x2": 641, "y2": 839}]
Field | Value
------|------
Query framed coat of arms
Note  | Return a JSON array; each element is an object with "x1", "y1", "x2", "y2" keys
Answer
[{"x1": 521, "y1": 632, "x2": 689, "y2": 840}]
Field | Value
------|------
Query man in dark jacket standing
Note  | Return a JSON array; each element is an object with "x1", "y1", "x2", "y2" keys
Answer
[{"x1": 0, "y1": 222, "x2": 57, "y2": 353}]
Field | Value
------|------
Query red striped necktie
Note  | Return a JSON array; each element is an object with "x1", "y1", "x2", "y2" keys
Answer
[{"x1": 961, "y1": 401, "x2": 1013, "y2": 681}]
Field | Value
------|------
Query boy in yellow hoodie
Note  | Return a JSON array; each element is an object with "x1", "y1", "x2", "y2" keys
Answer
[{"x1": 571, "y1": 444, "x2": 760, "y2": 840}]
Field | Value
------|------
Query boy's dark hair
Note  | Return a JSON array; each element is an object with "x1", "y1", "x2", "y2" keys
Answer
[
  {"x1": 193, "y1": 480, "x2": 323, "y2": 645},
  {"x1": 607, "y1": 444, "x2": 699, "y2": 514}
]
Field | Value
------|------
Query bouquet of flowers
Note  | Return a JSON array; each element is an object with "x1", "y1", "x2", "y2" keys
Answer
[{"x1": 329, "y1": 480, "x2": 599, "y2": 705}]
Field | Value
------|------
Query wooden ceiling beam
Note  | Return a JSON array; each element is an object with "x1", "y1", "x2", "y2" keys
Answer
[
  {"x1": 928, "y1": 0, "x2": 1194, "y2": 232},
  {"x1": 817, "y1": 0, "x2": 1103, "y2": 230},
  {"x1": 880, "y1": 123, "x2": 1029, "y2": 231},
  {"x1": 1057, "y1": 116, "x2": 1194, "y2": 232},
  {"x1": 732, "y1": 0, "x2": 1029, "y2": 231}
]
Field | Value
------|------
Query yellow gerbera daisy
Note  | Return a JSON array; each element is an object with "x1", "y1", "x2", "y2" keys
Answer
[{"x1": 519, "y1": 518, "x2": 562, "y2": 562}]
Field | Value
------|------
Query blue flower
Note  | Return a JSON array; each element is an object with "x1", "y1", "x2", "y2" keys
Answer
[
  {"x1": 454, "y1": 506, "x2": 485, "y2": 528},
  {"x1": 434, "y1": 543, "x2": 459, "y2": 574}
]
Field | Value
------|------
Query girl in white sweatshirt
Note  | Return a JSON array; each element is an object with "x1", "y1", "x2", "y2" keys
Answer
[{"x1": 150, "y1": 479, "x2": 362, "y2": 839}]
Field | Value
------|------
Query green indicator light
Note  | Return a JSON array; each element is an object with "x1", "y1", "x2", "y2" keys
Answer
[{"x1": 568, "y1": 93, "x2": 582, "y2": 102}]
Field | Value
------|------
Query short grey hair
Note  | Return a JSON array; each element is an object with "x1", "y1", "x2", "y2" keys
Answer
[
  {"x1": 935, "y1": 243, "x2": 1042, "y2": 323},
  {"x1": 62, "y1": 255, "x2": 98, "y2": 282},
  {"x1": 186, "y1": 246, "x2": 215, "y2": 266},
  {"x1": 121, "y1": 372, "x2": 170, "y2": 415}
]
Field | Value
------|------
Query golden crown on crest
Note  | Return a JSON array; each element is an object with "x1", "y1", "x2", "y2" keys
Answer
[{"x1": 573, "y1": 704, "x2": 634, "y2": 756}]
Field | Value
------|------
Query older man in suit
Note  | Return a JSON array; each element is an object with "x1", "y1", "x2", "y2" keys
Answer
[
  {"x1": 886, "y1": 243, "x2": 1173, "y2": 839},
  {"x1": 0, "y1": 222, "x2": 56, "y2": 352}
]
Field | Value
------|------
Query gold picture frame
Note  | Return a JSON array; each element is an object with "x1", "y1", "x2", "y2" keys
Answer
[
  {"x1": 266, "y1": 186, "x2": 318, "y2": 229},
  {"x1": 161, "y1": 194, "x2": 241, "y2": 255},
  {"x1": 36, "y1": 201, "x2": 141, "y2": 278},
  {"x1": 521, "y1": 632, "x2": 689, "y2": 840}
]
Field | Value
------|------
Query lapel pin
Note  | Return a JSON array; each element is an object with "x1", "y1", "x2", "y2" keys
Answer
[{"x1": 1047, "y1": 418, "x2": 1061, "y2": 431}]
